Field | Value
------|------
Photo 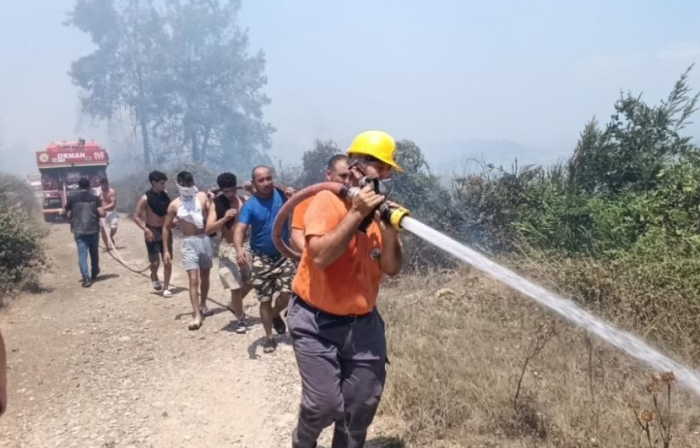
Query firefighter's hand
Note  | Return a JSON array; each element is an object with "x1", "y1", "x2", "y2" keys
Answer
[
  {"x1": 164, "y1": 252, "x2": 172, "y2": 267},
  {"x1": 224, "y1": 209, "x2": 237, "y2": 221},
  {"x1": 351, "y1": 185, "x2": 384, "y2": 218},
  {"x1": 144, "y1": 229, "x2": 155, "y2": 243},
  {"x1": 375, "y1": 210, "x2": 400, "y2": 236}
]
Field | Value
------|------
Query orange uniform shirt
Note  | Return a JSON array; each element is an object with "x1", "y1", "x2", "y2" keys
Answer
[
  {"x1": 291, "y1": 196, "x2": 314, "y2": 230},
  {"x1": 292, "y1": 191, "x2": 384, "y2": 316}
]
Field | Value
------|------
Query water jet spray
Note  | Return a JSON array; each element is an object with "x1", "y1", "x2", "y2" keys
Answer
[{"x1": 272, "y1": 183, "x2": 700, "y2": 399}]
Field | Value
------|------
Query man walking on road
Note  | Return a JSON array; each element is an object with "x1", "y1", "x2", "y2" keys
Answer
[
  {"x1": 98, "y1": 177, "x2": 119, "y2": 250},
  {"x1": 133, "y1": 171, "x2": 174, "y2": 297},
  {"x1": 64, "y1": 177, "x2": 105, "y2": 288},
  {"x1": 206, "y1": 172, "x2": 253, "y2": 334},
  {"x1": 290, "y1": 154, "x2": 350, "y2": 252},
  {"x1": 234, "y1": 166, "x2": 296, "y2": 353},
  {"x1": 163, "y1": 172, "x2": 214, "y2": 330},
  {"x1": 288, "y1": 130, "x2": 403, "y2": 448}
]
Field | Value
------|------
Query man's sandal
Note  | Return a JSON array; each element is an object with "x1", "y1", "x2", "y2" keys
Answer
[{"x1": 263, "y1": 338, "x2": 277, "y2": 354}]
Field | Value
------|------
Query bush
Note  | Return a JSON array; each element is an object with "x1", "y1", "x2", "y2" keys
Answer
[
  {"x1": 446, "y1": 68, "x2": 700, "y2": 346},
  {"x1": 0, "y1": 173, "x2": 46, "y2": 303}
]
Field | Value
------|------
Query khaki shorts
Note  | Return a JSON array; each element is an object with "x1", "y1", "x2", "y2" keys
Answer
[{"x1": 219, "y1": 240, "x2": 252, "y2": 290}]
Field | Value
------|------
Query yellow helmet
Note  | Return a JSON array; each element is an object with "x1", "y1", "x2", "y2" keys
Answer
[{"x1": 347, "y1": 130, "x2": 403, "y2": 172}]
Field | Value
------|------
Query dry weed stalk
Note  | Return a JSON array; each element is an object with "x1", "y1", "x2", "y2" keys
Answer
[
  {"x1": 584, "y1": 332, "x2": 601, "y2": 439},
  {"x1": 628, "y1": 371, "x2": 676, "y2": 448},
  {"x1": 513, "y1": 321, "x2": 557, "y2": 410}
]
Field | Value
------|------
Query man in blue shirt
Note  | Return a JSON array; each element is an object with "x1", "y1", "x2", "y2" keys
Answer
[{"x1": 234, "y1": 165, "x2": 296, "y2": 353}]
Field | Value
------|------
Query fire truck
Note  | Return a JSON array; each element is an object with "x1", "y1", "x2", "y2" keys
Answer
[{"x1": 35, "y1": 139, "x2": 109, "y2": 222}]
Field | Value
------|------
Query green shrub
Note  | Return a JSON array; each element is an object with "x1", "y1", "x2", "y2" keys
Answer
[{"x1": 0, "y1": 173, "x2": 46, "y2": 303}]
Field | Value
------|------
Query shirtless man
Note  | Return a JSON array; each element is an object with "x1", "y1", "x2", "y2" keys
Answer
[
  {"x1": 206, "y1": 173, "x2": 253, "y2": 334},
  {"x1": 163, "y1": 171, "x2": 213, "y2": 330},
  {"x1": 133, "y1": 171, "x2": 173, "y2": 297},
  {"x1": 98, "y1": 177, "x2": 118, "y2": 250}
]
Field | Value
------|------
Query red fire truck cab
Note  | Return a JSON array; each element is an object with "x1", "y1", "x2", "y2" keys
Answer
[{"x1": 36, "y1": 139, "x2": 110, "y2": 222}]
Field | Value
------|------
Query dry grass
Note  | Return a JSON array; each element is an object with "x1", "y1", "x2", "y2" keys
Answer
[{"x1": 378, "y1": 269, "x2": 700, "y2": 448}]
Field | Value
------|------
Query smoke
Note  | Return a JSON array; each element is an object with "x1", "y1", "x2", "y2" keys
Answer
[{"x1": 0, "y1": 139, "x2": 36, "y2": 178}]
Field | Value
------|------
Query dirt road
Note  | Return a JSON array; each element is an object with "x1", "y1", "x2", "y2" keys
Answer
[{"x1": 0, "y1": 217, "x2": 393, "y2": 447}]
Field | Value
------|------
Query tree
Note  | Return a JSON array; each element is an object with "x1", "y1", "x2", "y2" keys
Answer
[
  {"x1": 68, "y1": 0, "x2": 165, "y2": 165},
  {"x1": 298, "y1": 140, "x2": 341, "y2": 187},
  {"x1": 392, "y1": 140, "x2": 460, "y2": 268},
  {"x1": 567, "y1": 66, "x2": 699, "y2": 194},
  {"x1": 68, "y1": 0, "x2": 273, "y2": 167},
  {"x1": 159, "y1": 0, "x2": 274, "y2": 165}
]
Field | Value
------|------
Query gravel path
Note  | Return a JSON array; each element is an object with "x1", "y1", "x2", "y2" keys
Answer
[{"x1": 0, "y1": 216, "x2": 395, "y2": 447}]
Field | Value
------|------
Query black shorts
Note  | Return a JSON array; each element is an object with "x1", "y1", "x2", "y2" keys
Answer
[{"x1": 145, "y1": 225, "x2": 173, "y2": 263}]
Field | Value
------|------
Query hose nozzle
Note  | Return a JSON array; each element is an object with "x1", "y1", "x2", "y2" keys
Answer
[
  {"x1": 342, "y1": 185, "x2": 410, "y2": 231},
  {"x1": 379, "y1": 203, "x2": 410, "y2": 231}
]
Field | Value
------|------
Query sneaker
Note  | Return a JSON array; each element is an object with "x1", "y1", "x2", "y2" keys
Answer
[
  {"x1": 91, "y1": 269, "x2": 100, "y2": 281},
  {"x1": 235, "y1": 319, "x2": 247, "y2": 335},
  {"x1": 272, "y1": 316, "x2": 286, "y2": 335},
  {"x1": 82, "y1": 277, "x2": 92, "y2": 288},
  {"x1": 263, "y1": 338, "x2": 277, "y2": 354}
]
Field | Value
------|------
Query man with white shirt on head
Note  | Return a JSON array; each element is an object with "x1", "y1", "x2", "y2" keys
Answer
[{"x1": 162, "y1": 171, "x2": 213, "y2": 330}]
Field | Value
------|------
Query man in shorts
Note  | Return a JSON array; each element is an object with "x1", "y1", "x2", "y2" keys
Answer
[
  {"x1": 133, "y1": 171, "x2": 173, "y2": 297},
  {"x1": 290, "y1": 154, "x2": 350, "y2": 251},
  {"x1": 234, "y1": 166, "x2": 296, "y2": 353},
  {"x1": 98, "y1": 177, "x2": 119, "y2": 250},
  {"x1": 163, "y1": 171, "x2": 214, "y2": 330},
  {"x1": 206, "y1": 172, "x2": 253, "y2": 334}
]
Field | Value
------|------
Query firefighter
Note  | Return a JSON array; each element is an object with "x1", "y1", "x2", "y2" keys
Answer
[{"x1": 288, "y1": 131, "x2": 403, "y2": 448}]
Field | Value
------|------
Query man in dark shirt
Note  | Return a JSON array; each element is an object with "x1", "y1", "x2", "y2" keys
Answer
[{"x1": 64, "y1": 177, "x2": 105, "y2": 287}]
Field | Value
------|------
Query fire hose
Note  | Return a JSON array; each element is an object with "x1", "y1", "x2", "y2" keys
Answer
[
  {"x1": 99, "y1": 218, "x2": 151, "y2": 274},
  {"x1": 272, "y1": 181, "x2": 410, "y2": 261}
]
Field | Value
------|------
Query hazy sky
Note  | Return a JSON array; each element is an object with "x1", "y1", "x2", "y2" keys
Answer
[{"x1": 2, "y1": 0, "x2": 700, "y2": 174}]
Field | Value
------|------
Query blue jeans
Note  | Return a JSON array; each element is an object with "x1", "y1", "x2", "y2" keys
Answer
[{"x1": 75, "y1": 233, "x2": 100, "y2": 279}]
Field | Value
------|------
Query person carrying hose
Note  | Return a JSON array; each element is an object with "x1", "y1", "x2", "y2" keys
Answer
[
  {"x1": 288, "y1": 130, "x2": 403, "y2": 448},
  {"x1": 234, "y1": 166, "x2": 296, "y2": 353},
  {"x1": 290, "y1": 154, "x2": 351, "y2": 252}
]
